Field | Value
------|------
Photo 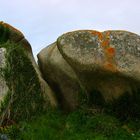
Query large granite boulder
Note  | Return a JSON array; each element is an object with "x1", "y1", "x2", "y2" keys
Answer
[
  {"x1": 38, "y1": 30, "x2": 140, "y2": 113},
  {"x1": 0, "y1": 22, "x2": 57, "y2": 125},
  {"x1": 57, "y1": 30, "x2": 140, "y2": 101}
]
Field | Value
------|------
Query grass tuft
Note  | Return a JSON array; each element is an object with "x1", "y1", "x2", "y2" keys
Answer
[{"x1": 0, "y1": 109, "x2": 139, "y2": 140}]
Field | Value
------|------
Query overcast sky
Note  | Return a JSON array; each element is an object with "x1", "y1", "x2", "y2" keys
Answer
[{"x1": 0, "y1": 0, "x2": 140, "y2": 57}]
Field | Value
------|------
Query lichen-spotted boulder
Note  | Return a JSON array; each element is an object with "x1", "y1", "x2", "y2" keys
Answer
[
  {"x1": 38, "y1": 29, "x2": 140, "y2": 118},
  {"x1": 0, "y1": 22, "x2": 57, "y2": 125},
  {"x1": 57, "y1": 30, "x2": 140, "y2": 102}
]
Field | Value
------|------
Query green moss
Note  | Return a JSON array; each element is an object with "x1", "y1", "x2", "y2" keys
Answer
[
  {"x1": 0, "y1": 41, "x2": 45, "y2": 125},
  {"x1": 0, "y1": 24, "x2": 10, "y2": 44},
  {"x1": 0, "y1": 91, "x2": 11, "y2": 113}
]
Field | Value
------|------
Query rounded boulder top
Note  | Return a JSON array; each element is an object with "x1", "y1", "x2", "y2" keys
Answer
[
  {"x1": 57, "y1": 30, "x2": 140, "y2": 81},
  {"x1": 0, "y1": 21, "x2": 31, "y2": 52},
  {"x1": 0, "y1": 21, "x2": 23, "y2": 43}
]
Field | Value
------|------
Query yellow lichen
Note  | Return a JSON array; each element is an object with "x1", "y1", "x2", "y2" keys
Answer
[
  {"x1": 91, "y1": 31, "x2": 117, "y2": 72},
  {"x1": 91, "y1": 31, "x2": 103, "y2": 40}
]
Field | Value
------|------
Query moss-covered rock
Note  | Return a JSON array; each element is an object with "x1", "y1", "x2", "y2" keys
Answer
[{"x1": 0, "y1": 22, "x2": 57, "y2": 126}]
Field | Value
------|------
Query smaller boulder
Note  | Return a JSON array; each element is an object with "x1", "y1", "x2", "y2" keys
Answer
[
  {"x1": 38, "y1": 43, "x2": 83, "y2": 111},
  {"x1": 0, "y1": 22, "x2": 57, "y2": 125}
]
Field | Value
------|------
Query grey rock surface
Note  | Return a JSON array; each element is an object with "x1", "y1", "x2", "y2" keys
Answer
[
  {"x1": 0, "y1": 48, "x2": 8, "y2": 103},
  {"x1": 57, "y1": 30, "x2": 140, "y2": 102}
]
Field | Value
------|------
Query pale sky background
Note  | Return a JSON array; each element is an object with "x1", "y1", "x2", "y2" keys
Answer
[{"x1": 0, "y1": 0, "x2": 140, "y2": 58}]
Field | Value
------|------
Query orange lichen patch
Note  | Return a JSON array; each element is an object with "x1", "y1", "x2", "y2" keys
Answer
[
  {"x1": 104, "y1": 62, "x2": 118, "y2": 72},
  {"x1": 105, "y1": 31, "x2": 110, "y2": 39},
  {"x1": 100, "y1": 32, "x2": 111, "y2": 48},
  {"x1": 91, "y1": 31, "x2": 103, "y2": 40},
  {"x1": 106, "y1": 31, "x2": 110, "y2": 36},
  {"x1": 101, "y1": 40, "x2": 109, "y2": 48},
  {"x1": 106, "y1": 47, "x2": 115, "y2": 55},
  {"x1": 90, "y1": 30, "x2": 118, "y2": 71},
  {"x1": 101, "y1": 31, "x2": 118, "y2": 71}
]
